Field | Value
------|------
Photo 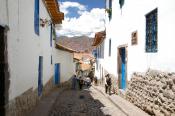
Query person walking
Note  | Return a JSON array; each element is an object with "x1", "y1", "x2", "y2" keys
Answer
[
  {"x1": 105, "y1": 74, "x2": 112, "y2": 95},
  {"x1": 104, "y1": 75, "x2": 108, "y2": 94},
  {"x1": 79, "y1": 76, "x2": 84, "y2": 90},
  {"x1": 71, "y1": 74, "x2": 77, "y2": 90}
]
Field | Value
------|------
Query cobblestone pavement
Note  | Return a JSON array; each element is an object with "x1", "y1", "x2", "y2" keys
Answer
[{"x1": 49, "y1": 86, "x2": 126, "y2": 116}]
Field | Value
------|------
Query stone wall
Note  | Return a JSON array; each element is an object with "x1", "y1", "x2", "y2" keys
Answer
[
  {"x1": 6, "y1": 88, "x2": 38, "y2": 116},
  {"x1": 126, "y1": 70, "x2": 175, "y2": 116},
  {"x1": 43, "y1": 77, "x2": 55, "y2": 96},
  {"x1": 6, "y1": 77, "x2": 55, "y2": 116}
]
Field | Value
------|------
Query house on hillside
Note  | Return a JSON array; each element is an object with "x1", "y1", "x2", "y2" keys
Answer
[
  {"x1": 56, "y1": 36, "x2": 95, "y2": 77},
  {"x1": 73, "y1": 53, "x2": 95, "y2": 77},
  {"x1": 0, "y1": 0, "x2": 64, "y2": 115},
  {"x1": 92, "y1": 31, "x2": 106, "y2": 84},
  {"x1": 54, "y1": 43, "x2": 76, "y2": 84},
  {"x1": 96, "y1": 0, "x2": 175, "y2": 90}
]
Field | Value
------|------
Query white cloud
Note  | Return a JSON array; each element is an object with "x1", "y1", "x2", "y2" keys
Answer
[
  {"x1": 60, "y1": 1, "x2": 87, "y2": 16},
  {"x1": 56, "y1": 6, "x2": 105, "y2": 37}
]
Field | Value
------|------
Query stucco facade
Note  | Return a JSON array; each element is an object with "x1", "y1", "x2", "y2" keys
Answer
[
  {"x1": 0, "y1": 0, "x2": 74, "y2": 115},
  {"x1": 95, "y1": 0, "x2": 175, "y2": 88},
  {"x1": 53, "y1": 48, "x2": 75, "y2": 83}
]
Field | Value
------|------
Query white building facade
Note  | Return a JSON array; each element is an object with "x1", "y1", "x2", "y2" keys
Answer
[
  {"x1": 95, "y1": 0, "x2": 175, "y2": 89},
  {"x1": 0, "y1": 0, "x2": 74, "y2": 115}
]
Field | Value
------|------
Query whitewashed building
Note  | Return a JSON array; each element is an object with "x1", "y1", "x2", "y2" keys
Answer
[
  {"x1": 54, "y1": 43, "x2": 76, "y2": 83},
  {"x1": 0, "y1": 0, "x2": 76, "y2": 115},
  {"x1": 95, "y1": 0, "x2": 175, "y2": 90}
]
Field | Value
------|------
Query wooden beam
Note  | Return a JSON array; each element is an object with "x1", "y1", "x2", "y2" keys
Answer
[{"x1": 43, "y1": 0, "x2": 63, "y2": 24}]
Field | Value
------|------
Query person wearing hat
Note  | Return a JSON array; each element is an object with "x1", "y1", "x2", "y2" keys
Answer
[
  {"x1": 105, "y1": 74, "x2": 112, "y2": 95},
  {"x1": 71, "y1": 74, "x2": 77, "y2": 90}
]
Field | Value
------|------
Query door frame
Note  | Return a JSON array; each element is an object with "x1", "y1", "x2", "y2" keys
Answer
[
  {"x1": 38, "y1": 56, "x2": 43, "y2": 96},
  {"x1": 54, "y1": 63, "x2": 60, "y2": 85},
  {"x1": 117, "y1": 44, "x2": 128, "y2": 90},
  {"x1": 0, "y1": 25, "x2": 9, "y2": 115}
]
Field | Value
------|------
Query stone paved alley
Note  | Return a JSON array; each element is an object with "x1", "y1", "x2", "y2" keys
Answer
[
  {"x1": 29, "y1": 86, "x2": 127, "y2": 116},
  {"x1": 49, "y1": 87, "x2": 126, "y2": 116}
]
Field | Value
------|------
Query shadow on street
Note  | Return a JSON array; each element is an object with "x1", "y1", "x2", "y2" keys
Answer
[{"x1": 49, "y1": 86, "x2": 111, "y2": 116}]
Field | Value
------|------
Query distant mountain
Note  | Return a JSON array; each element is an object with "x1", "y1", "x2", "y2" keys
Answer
[{"x1": 56, "y1": 36, "x2": 94, "y2": 53}]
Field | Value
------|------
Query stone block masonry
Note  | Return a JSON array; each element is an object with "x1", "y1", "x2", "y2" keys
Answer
[
  {"x1": 6, "y1": 77, "x2": 55, "y2": 116},
  {"x1": 6, "y1": 88, "x2": 39, "y2": 116},
  {"x1": 5, "y1": 76, "x2": 73, "y2": 116},
  {"x1": 126, "y1": 70, "x2": 175, "y2": 116}
]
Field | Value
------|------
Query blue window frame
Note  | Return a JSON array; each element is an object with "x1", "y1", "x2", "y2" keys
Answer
[
  {"x1": 51, "y1": 55, "x2": 52, "y2": 64},
  {"x1": 109, "y1": 0, "x2": 112, "y2": 20},
  {"x1": 109, "y1": 39, "x2": 111, "y2": 56},
  {"x1": 50, "y1": 24, "x2": 53, "y2": 47},
  {"x1": 145, "y1": 8, "x2": 158, "y2": 52},
  {"x1": 109, "y1": 0, "x2": 112, "y2": 9},
  {"x1": 34, "y1": 0, "x2": 39, "y2": 35},
  {"x1": 38, "y1": 56, "x2": 43, "y2": 96}
]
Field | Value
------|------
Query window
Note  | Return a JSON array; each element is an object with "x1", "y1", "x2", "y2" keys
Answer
[
  {"x1": 38, "y1": 56, "x2": 43, "y2": 96},
  {"x1": 109, "y1": 0, "x2": 112, "y2": 20},
  {"x1": 106, "y1": 0, "x2": 112, "y2": 20},
  {"x1": 96, "y1": 59, "x2": 99, "y2": 70},
  {"x1": 101, "y1": 42, "x2": 104, "y2": 58},
  {"x1": 119, "y1": 0, "x2": 125, "y2": 9},
  {"x1": 97, "y1": 47, "x2": 100, "y2": 58},
  {"x1": 131, "y1": 31, "x2": 138, "y2": 45},
  {"x1": 109, "y1": 39, "x2": 111, "y2": 56},
  {"x1": 145, "y1": 8, "x2": 158, "y2": 52},
  {"x1": 99, "y1": 46, "x2": 101, "y2": 58},
  {"x1": 51, "y1": 55, "x2": 52, "y2": 64},
  {"x1": 50, "y1": 24, "x2": 53, "y2": 47},
  {"x1": 109, "y1": 0, "x2": 112, "y2": 9},
  {"x1": 34, "y1": 0, "x2": 39, "y2": 35}
]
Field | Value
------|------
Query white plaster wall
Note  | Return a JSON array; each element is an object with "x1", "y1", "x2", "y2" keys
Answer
[
  {"x1": 0, "y1": 0, "x2": 8, "y2": 26},
  {"x1": 53, "y1": 47, "x2": 75, "y2": 83},
  {"x1": 2, "y1": 0, "x2": 54, "y2": 100},
  {"x1": 97, "y1": 0, "x2": 175, "y2": 81}
]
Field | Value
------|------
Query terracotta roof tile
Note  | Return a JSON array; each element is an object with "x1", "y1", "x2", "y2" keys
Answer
[
  {"x1": 43, "y1": 0, "x2": 64, "y2": 24},
  {"x1": 92, "y1": 31, "x2": 106, "y2": 46}
]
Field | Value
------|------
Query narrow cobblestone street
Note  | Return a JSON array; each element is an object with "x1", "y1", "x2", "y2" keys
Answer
[{"x1": 49, "y1": 86, "x2": 126, "y2": 116}]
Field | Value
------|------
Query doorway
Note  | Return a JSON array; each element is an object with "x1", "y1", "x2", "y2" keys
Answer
[
  {"x1": 0, "y1": 25, "x2": 9, "y2": 115},
  {"x1": 54, "y1": 63, "x2": 60, "y2": 85},
  {"x1": 38, "y1": 56, "x2": 43, "y2": 96},
  {"x1": 118, "y1": 45, "x2": 127, "y2": 90}
]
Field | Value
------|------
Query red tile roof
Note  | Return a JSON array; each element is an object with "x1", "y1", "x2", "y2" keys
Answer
[
  {"x1": 43, "y1": 0, "x2": 64, "y2": 24},
  {"x1": 55, "y1": 43, "x2": 76, "y2": 53},
  {"x1": 92, "y1": 31, "x2": 106, "y2": 46}
]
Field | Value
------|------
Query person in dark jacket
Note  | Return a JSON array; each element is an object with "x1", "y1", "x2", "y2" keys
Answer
[
  {"x1": 105, "y1": 74, "x2": 112, "y2": 95},
  {"x1": 79, "y1": 76, "x2": 84, "y2": 90},
  {"x1": 71, "y1": 74, "x2": 77, "y2": 90}
]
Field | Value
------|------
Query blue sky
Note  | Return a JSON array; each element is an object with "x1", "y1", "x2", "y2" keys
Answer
[
  {"x1": 59, "y1": 0, "x2": 105, "y2": 9},
  {"x1": 59, "y1": 0, "x2": 105, "y2": 18},
  {"x1": 57, "y1": 0, "x2": 106, "y2": 37}
]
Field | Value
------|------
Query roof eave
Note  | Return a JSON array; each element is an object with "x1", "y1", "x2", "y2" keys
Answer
[{"x1": 43, "y1": 0, "x2": 64, "y2": 24}]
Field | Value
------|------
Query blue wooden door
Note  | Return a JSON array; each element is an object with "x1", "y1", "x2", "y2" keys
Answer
[
  {"x1": 38, "y1": 56, "x2": 43, "y2": 96},
  {"x1": 121, "y1": 48, "x2": 126, "y2": 89},
  {"x1": 54, "y1": 63, "x2": 60, "y2": 85}
]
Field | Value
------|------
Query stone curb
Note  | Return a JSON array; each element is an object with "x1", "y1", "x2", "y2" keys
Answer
[{"x1": 92, "y1": 86, "x2": 129, "y2": 116}]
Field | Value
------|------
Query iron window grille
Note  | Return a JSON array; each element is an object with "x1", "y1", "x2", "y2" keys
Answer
[{"x1": 145, "y1": 8, "x2": 158, "y2": 52}]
